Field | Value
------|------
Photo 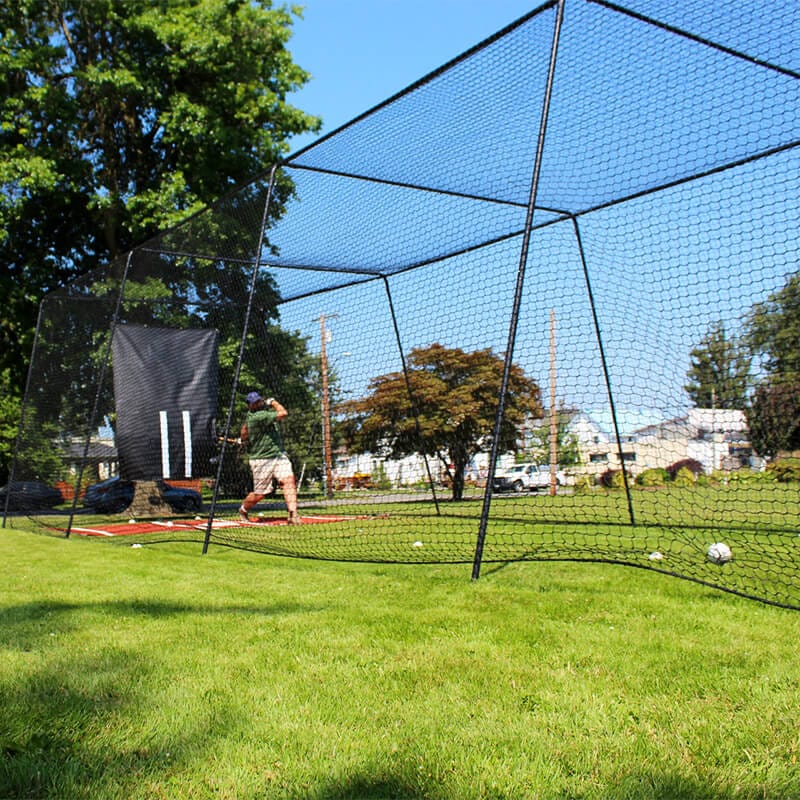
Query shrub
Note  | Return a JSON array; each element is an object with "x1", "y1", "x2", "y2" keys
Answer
[
  {"x1": 672, "y1": 466, "x2": 696, "y2": 486},
  {"x1": 371, "y1": 463, "x2": 393, "y2": 491},
  {"x1": 726, "y1": 468, "x2": 775, "y2": 484},
  {"x1": 710, "y1": 469, "x2": 729, "y2": 484},
  {"x1": 573, "y1": 474, "x2": 594, "y2": 493},
  {"x1": 598, "y1": 469, "x2": 626, "y2": 489},
  {"x1": 766, "y1": 457, "x2": 800, "y2": 483},
  {"x1": 666, "y1": 458, "x2": 704, "y2": 480},
  {"x1": 636, "y1": 468, "x2": 668, "y2": 487}
]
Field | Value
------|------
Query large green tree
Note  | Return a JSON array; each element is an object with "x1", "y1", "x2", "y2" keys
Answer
[
  {"x1": 340, "y1": 344, "x2": 542, "y2": 501},
  {"x1": 746, "y1": 272, "x2": 800, "y2": 378},
  {"x1": 745, "y1": 272, "x2": 800, "y2": 458},
  {"x1": 0, "y1": 0, "x2": 320, "y2": 389},
  {"x1": 746, "y1": 379, "x2": 800, "y2": 460},
  {"x1": 684, "y1": 321, "x2": 751, "y2": 409}
]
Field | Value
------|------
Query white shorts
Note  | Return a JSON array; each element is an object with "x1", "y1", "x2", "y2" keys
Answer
[{"x1": 250, "y1": 456, "x2": 294, "y2": 493}]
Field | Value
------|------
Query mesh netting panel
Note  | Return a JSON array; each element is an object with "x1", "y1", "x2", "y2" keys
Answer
[{"x1": 7, "y1": 0, "x2": 800, "y2": 610}]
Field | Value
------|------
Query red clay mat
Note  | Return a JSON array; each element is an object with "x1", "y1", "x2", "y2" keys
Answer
[{"x1": 69, "y1": 514, "x2": 364, "y2": 537}]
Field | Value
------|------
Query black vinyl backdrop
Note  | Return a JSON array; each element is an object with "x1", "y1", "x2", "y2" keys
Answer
[{"x1": 112, "y1": 326, "x2": 219, "y2": 481}]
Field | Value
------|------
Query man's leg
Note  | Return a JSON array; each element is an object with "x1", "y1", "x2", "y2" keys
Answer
[
  {"x1": 239, "y1": 491, "x2": 264, "y2": 520},
  {"x1": 280, "y1": 475, "x2": 301, "y2": 524}
]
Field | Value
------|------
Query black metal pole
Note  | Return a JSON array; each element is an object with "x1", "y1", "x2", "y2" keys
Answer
[
  {"x1": 204, "y1": 163, "x2": 280, "y2": 554},
  {"x1": 382, "y1": 277, "x2": 441, "y2": 515},
  {"x1": 472, "y1": 0, "x2": 566, "y2": 580},
  {"x1": 2, "y1": 300, "x2": 46, "y2": 528},
  {"x1": 571, "y1": 216, "x2": 636, "y2": 525},
  {"x1": 64, "y1": 250, "x2": 135, "y2": 538}
]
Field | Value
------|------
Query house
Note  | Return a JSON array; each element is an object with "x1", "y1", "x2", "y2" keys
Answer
[
  {"x1": 65, "y1": 436, "x2": 118, "y2": 481},
  {"x1": 568, "y1": 409, "x2": 662, "y2": 477},
  {"x1": 568, "y1": 408, "x2": 759, "y2": 477},
  {"x1": 635, "y1": 408, "x2": 756, "y2": 473},
  {"x1": 332, "y1": 450, "x2": 433, "y2": 489}
]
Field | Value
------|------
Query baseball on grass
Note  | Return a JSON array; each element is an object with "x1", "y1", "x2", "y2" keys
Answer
[{"x1": 706, "y1": 542, "x2": 732, "y2": 564}]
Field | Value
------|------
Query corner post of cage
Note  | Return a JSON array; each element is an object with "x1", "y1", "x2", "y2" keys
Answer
[
  {"x1": 472, "y1": 0, "x2": 566, "y2": 581},
  {"x1": 570, "y1": 215, "x2": 636, "y2": 526},
  {"x1": 382, "y1": 276, "x2": 441, "y2": 514},
  {"x1": 204, "y1": 163, "x2": 281, "y2": 554},
  {"x1": 63, "y1": 250, "x2": 137, "y2": 537},
  {"x1": 2, "y1": 301, "x2": 47, "y2": 528}
]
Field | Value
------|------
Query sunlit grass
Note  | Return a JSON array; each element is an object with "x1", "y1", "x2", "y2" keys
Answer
[{"x1": 1, "y1": 523, "x2": 799, "y2": 799}]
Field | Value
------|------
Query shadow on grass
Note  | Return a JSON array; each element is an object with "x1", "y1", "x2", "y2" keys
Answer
[
  {"x1": 0, "y1": 597, "x2": 322, "y2": 798},
  {"x1": 300, "y1": 768, "x2": 760, "y2": 800},
  {"x1": 0, "y1": 600, "x2": 792, "y2": 799},
  {"x1": 0, "y1": 598, "x2": 321, "y2": 651}
]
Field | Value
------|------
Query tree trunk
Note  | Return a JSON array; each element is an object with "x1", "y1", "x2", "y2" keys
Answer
[
  {"x1": 127, "y1": 480, "x2": 174, "y2": 517},
  {"x1": 450, "y1": 451, "x2": 469, "y2": 501}
]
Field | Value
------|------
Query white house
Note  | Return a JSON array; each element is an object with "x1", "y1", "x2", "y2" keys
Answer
[{"x1": 568, "y1": 408, "x2": 758, "y2": 476}]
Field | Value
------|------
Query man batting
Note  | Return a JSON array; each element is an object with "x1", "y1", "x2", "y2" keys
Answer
[{"x1": 238, "y1": 392, "x2": 301, "y2": 525}]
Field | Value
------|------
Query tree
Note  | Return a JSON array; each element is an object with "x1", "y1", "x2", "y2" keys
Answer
[
  {"x1": 0, "y1": 370, "x2": 21, "y2": 484},
  {"x1": 746, "y1": 379, "x2": 800, "y2": 460},
  {"x1": 527, "y1": 404, "x2": 581, "y2": 466},
  {"x1": 0, "y1": 0, "x2": 320, "y2": 389},
  {"x1": 747, "y1": 272, "x2": 800, "y2": 378},
  {"x1": 340, "y1": 344, "x2": 542, "y2": 501},
  {"x1": 744, "y1": 272, "x2": 800, "y2": 459},
  {"x1": 684, "y1": 321, "x2": 751, "y2": 408}
]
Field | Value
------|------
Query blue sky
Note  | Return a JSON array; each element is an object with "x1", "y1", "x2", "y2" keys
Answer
[
  {"x1": 285, "y1": 1, "x2": 537, "y2": 153},
  {"x1": 266, "y1": 1, "x2": 799, "y2": 422}
]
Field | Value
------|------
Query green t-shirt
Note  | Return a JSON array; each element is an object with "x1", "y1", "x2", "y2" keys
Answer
[{"x1": 245, "y1": 408, "x2": 285, "y2": 459}]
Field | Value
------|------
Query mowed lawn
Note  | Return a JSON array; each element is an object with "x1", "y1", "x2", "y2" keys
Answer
[{"x1": 1, "y1": 521, "x2": 799, "y2": 800}]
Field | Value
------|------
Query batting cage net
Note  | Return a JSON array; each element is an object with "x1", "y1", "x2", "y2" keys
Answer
[{"x1": 5, "y1": 0, "x2": 800, "y2": 610}]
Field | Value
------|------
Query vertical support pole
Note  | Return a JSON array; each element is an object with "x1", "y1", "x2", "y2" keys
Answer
[
  {"x1": 571, "y1": 215, "x2": 636, "y2": 526},
  {"x1": 64, "y1": 249, "x2": 136, "y2": 537},
  {"x1": 3, "y1": 300, "x2": 46, "y2": 528},
  {"x1": 383, "y1": 277, "x2": 440, "y2": 514},
  {"x1": 549, "y1": 309, "x2": 558, "y2": 496},
  {"x1": 473, "y1": 0, "x2": 566, "y2": 580},
  {"x1": 319, "y1": 313, "x2": 335, "y2": 500},
  {"x1": 711, "y1": 387, "x2": 717, "y2": 471},
  {"x1": 204, "y1": 164, "x2": 280, "y2": 553}
]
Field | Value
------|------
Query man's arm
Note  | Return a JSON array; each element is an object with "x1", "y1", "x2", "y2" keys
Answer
[{"x1": 267, "y1": 397, "x2": 288, "y2": 421}]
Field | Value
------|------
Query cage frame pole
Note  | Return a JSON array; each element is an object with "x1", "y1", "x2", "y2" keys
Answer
[
  {"x1": 382, "y1": 276, "x2": 441, "y2": 514},
  {"x1": 473, "y1": 0, "x2": 566, "y2": 580},
  {"x1": 204, "y1": 163, "x2": 281, "y2": 554},
  {"x1": 570, "y1": 215, "x2": 636, "y2": 525},
  {"x1": 62, "y1": 250, "x2": 137, "y2": 537},
  {"x1": 2, "y1": 301, "x2": 46, "y2": 528}
]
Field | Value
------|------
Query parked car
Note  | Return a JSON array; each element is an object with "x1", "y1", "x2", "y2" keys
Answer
[
  {"x1": 83, "y1": 477, "x2": 202, "y2": 514},
  {"x1": 491, "y1": 462, "x2": 566, "y2": 493},
  {"x1": 0, "y1": 481, "x2": 64, "y2": 511}
]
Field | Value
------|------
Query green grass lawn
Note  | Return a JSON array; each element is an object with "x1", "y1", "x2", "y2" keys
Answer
[{"x1": 1, "y1": 521, "x2": 799, "y2": 799}]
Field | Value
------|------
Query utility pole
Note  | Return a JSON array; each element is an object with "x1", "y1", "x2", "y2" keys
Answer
[
  {"x1": 318, "y1": 314, "x2": 338, "y2": 499},
  {"x1": 549, "y1": 309, "x2": 558, "y2": 496},
  {"x1": 711, "y1": 386, "x2": 717, "y2": 472}
]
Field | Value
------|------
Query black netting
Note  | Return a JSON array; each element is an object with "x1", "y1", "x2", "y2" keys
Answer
[{"x1": 6, "y1": 0, "x2": 800, "y2": 610}]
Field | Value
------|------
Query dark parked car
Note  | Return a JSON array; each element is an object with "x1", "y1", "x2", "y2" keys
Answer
[
  {"x1": 0, "y1": 481, "x2": 64, "y2": 511},
  {"x1": 82, "y1": 477, "x2": 202, "y2": 514}
]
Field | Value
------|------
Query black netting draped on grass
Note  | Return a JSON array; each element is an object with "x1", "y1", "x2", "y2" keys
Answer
[{"x1": 6, "y1": 0, "x2": 800, "y2": 610}]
